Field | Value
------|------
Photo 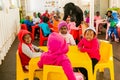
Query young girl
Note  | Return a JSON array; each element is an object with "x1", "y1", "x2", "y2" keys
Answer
[
  {"x1": 94, "y1": 11, "x2": 102, "y2": 34},
  {"x1": 77, "y1": 27, "x2": 100, "y2": 80},
  {"x1": 94, "y1": 11, "x2": 101, "y2": 21},
  {"x1": 38, "y1": 32, "x2": 83, "y2": 80},
  {"x1": 58, "y1": 21, "x2": 76, "y2": 45},
  {"x1": 66, "y1": 15, "x2": 71, "y2": 24},
  {"x1": 18, "y1": 30, "x2": 43, "y2": 71}
]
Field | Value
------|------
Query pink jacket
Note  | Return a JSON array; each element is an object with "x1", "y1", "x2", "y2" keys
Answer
[
  {"x1": 78, "y1": 38, "x2": 100, "y2": 60},
  {"x1": 38, "y1": 32, "x2": 76, "y2": 80}
]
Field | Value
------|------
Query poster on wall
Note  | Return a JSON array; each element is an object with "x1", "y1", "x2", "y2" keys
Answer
[
  {"x1": 29, "y1": 0, "x2": 60, "y2": 13},
  {"x1": 44, "y1": 0, "x2": 59, "y2": 12}
]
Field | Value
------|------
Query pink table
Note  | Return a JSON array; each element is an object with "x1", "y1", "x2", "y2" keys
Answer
[{"x1": 95, "y1": 19, "x2": 110, "y2": 40}]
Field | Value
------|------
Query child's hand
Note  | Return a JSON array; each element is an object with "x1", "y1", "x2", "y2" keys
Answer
[
  {"x1": 39, "y1": 49, "x2": 44, "y2": 53},
  {"x1": 35, "y1": 48, "x2": 44, "y2": 53},
  {"x1": 80, "y1": 48, "x2": 86, "y2": 52}
]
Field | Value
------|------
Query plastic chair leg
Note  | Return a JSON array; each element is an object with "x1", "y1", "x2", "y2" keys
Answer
[
  {"x1": 40, "y1": 40, "x2": 44, "y2": 46},
  {"x1": 86, "y1": 66, "x2": 93, "y2": 80},
  {"x1": 110, "y1": 64, "x2": 114, "y2": 80}
]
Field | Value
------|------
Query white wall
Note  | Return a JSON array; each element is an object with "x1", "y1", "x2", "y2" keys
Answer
[
  {"x1": 0, "y1": 0, "x2": 20, "y2": 65},
  {"x1": 26, "y1": 0, "x2": 89, "y2": 16},
  {"x1": 100, "y1": 0, "x2": 109, "y2": 18},
  {"x1": 109, "y1": 0, "x2": 120, "y2": 8}
]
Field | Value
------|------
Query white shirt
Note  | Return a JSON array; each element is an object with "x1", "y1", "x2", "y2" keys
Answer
[
  {"x1": 32, "y1": 17, "x2": 40, "y2": 24},
  {"x1": 22, "y1": 43, "x2": 42, "y2": 58},
  {"x1": 59, "y1": 33, "x2": 76, "y2": 45}
]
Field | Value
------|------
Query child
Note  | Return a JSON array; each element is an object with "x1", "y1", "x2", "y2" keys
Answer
[
  {"x1": 58, "y1": 21, "x2": 76, "y2": 45},
  {"x1": 18, "y1": 30, "x2": 44, "y2": 71},
  {"x1": 32, "y1": 12, "x2": 40, "y2": 25},
  {"x1": 52, "y1": 15, "x2": 60, "y2": 32},
  {"x1": 77, "y1": 27, "x2": 100, "y2": 80},
  {"x1": 38, "y1": 32, "x2": 83, "y2": 80},
  {"x1": 105, "y1": 10, "x2": 113, "y2": 40},
  {"x1": 32, "y1": 12, "x2": 41, "y2": 39},
  {"x1": 67, "y1": 17, "x2": 81, "y2": 43},
  {"x1": 66, "y1": 15, "x2": 71, "y2": 24},
  {"x1": 38, "y1": 16, "x2": 51, "y2": 37},
  {"x1": 67, "y1": 17, "x2": 79, "y2": 32},
  {"x1": 94, "y1": 11, "x2": 101, "y2": 21},
  {"x1": 106, "y1": 10, "x2": 113, "y2": 22},
  {"x1": 108, "y1": 12, "x2": 119, "y2": 42},
  {"x1": 42, "y1": 10, "x2": 50, "y2": 18},
  {"x1": 85, "y1": 12, "x2": 90, "y2": 26},
  {"x1": 24, "y1": 16, "x2": 34, "y2": 32},
  {"x1": 94, "y1": 11, "x2": 102, "y2": 34}
]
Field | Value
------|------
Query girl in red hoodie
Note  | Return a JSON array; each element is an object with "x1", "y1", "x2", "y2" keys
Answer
[{"x1": 18, "y1": 30, "x2": 44, "y2": 71}]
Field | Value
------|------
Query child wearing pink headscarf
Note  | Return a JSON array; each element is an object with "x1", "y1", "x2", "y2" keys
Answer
[
  {"x1": 58, "y1": 21, "x2": 76, "y2": 45},
  {"x1": 38, "y1": 32, "x2": 83, "y2": 80}
]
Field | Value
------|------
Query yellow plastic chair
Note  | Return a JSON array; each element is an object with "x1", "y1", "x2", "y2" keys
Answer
[
  {"x1": 93, "y1": 41, "x2": 114, "y2": 80},
  {"x1": 16, "y1": 51, "x2": 43, "y2": 80},
  {"x1": 43, "y1": 65, "x2": 68, "y2": 80},
  {"x1": 68, "y1": 46, "x2": 93, "y2": 80},
  {"x1": 29, "y1": 46, "x2": 93, "y2": 80}
]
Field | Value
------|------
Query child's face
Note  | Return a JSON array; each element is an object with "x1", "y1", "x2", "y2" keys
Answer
[
  {"x1": 86, "y1": 13, "x2": 90, "y2": 17},
  {"x1": 66, "y1": 17, "x2": 70, "y2": 23},
  {"x1": 23, "y1": 34, "x2": 32, "y2": 44},
  {"x1": 84, "y1": 30, "x2": 95, "y2": 41},
  {"x1": 54, "y1": 16, "x2": 59, "y2": 21},
  {"x1": 107, "y1": 12, "x2": 112, "y2": 16},
  {"x1": 26, "y1": 16, "x2": 30, "y2": 20},
  {"x1": 96, "y1": 12, "x2": 100, "y2": 16},
  {"x1": 60, "y1": 26, "x2": 68, "y2": 34},
  {"x1": 33, "y1": 12, "x2": 37, "y2": 17}
]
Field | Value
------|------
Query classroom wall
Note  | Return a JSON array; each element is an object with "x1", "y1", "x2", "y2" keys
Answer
[
  {"x1": 109, "y1": 0, "x2": 120, "y2": 8},
  {"x1": 0, "y1": 0, "x2": 20, "y2": 65},
  {"x1": 25, "y1": 0, "x2": 90, "y2": 17}
]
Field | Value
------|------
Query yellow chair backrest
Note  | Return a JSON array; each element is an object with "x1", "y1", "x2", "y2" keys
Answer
[
  {"x1": 43, "y1": 65, "x2": 67, "y2": 80},
  {"x1": 99, "y1": 41, "x2": 113, "y2": 62},
  {"x1": 94, "y1": 40, "x2": 114, "y2": 80},
  {"x1": 16, "y1": 51, "x2": 43, "y2": 80},
  {"x1": 16, "y1": 51, "x2": 23, "y2": 71},
  {"x1": 16, "y1": 51, "x2": 29, "y2": 80}
]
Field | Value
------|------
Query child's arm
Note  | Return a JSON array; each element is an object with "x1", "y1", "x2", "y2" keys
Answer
[
  {"x1": 77, "y1": 39, "x2": 85, "y2": 52},
  {"x1": 37, "y1": 53, "x2": 44, "y2": 68},
  {"x1": 69, "y1": 34, "x2": 76, "y2": 45},
  {"x1": 22, "y1": 43, "x2": 42, "y2": 58},
  {"x1": 81, "y1": 39, "x2": 99, "y2": 54}
]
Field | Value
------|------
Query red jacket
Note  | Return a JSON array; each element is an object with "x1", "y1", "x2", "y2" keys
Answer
[{"x1": 18, "y1": 30, "x2": 33, "y2": 69}]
